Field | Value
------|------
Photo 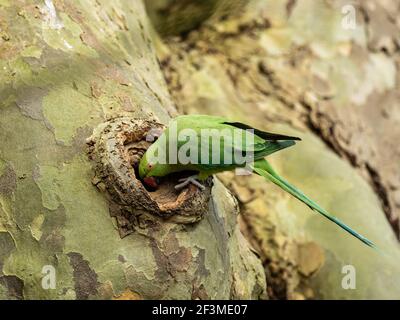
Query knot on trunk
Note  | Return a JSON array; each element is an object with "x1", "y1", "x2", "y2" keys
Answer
[{"x1": 86, "y1": 117, "x2": 212, "y2": 237}]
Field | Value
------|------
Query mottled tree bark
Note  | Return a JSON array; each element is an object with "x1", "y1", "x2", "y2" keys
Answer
[{"x1": 0, "y1": 0, "x2": 265, "y2": 299}]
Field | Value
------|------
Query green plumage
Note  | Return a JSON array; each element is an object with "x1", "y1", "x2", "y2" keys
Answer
[{"x1": 139, "y1": 115, "x2": 376, "y2": 249}]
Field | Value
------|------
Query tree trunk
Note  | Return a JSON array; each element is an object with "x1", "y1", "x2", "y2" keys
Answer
[{"x1": 0, "y1": 0, "x2": 265, "y2": 299}]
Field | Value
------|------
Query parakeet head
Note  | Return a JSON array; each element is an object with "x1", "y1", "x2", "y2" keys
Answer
[{"x1": 138, "y1": 148, "x2": 162, "y2": 188}]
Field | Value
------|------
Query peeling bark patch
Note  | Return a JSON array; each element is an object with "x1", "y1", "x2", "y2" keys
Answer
[
  {"x1": 42, "y1": 86, "x2": 94, "y2": 146},
  {"x1": 15, "y1": 87, "x2": 47, "y2": 121},
  {"x1": 191, "y1": 249, "x2": 210, "y2": 299},
  {"x1": 194, "y1": 248, "x2": 210, "y2": 278},
  {"x1": 169, "y1": 247, "x2": 192, "y2": 272},
  {"x1": 0, "y1": 232, "x2": 15, "y2": 273},
  {"x1": 0, "y1": 275, "x2": 24, "y2": 300},
  {"x1": 71, "y1": 126, "x2": 93, "y2": 155},
  {"x1": 149, "y1": 232, "x2": 194, "y2": 282},
  {"x1": 164, "y1": 233, "x2": 193, "y2": 272},
  {"x1": 67, "y1": 252, "x2": 100, "y2": 300},
  {"x1": 191, "y1": 283, "x2": 209, "y2": 300},
  {"x1": 150, "y1": 240, "x2": 170, "y2": 282},
  {"x1": 0, "y1": 165, "x2": 16, "y2": 197},
  {"x1": 39, "y1": 205, "x2": 67, "y2": 254}
]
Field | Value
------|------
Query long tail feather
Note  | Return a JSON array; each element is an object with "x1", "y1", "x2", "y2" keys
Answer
[{"x1": 252, "y1": 159, "x2": 376, "y2": 249}]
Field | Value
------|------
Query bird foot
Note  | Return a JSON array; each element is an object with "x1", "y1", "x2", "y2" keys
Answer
[{"x1": 174, "y1": 175, "x2": 205, "y2": 191}]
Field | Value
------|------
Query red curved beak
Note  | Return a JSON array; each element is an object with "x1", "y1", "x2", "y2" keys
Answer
[{"x1": 143, "y1": 177, "x2": 159, "y2": 189}]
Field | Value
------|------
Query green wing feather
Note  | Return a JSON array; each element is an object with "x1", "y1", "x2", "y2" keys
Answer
[
  {"x1": 171, "y1": 115, "x2": 300, "y2": 172},
  {"x1": 223, "y1": 121, "x2": 301, "y2": 141}
]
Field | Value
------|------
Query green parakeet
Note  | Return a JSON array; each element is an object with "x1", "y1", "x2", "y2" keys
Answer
[{"x1": 139, "y1": 114, "x2": 375, "y2": 249}]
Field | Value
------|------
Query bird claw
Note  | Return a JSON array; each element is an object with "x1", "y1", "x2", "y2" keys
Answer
[{"x1": 175, "y1": 175, "x2": 205, "y2": 191}]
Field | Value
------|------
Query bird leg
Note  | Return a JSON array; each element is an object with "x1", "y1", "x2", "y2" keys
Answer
[{"x1": 174, "y1": 174, "x2": 205, "y2": 191}]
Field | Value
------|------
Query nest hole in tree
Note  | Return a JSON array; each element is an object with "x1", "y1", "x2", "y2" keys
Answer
[
  {"x1": 87, "y1": 117, "x2": 211, "y2": 224},
  {"x1": 127, "y1": 137, "x2": 201, "y2": 205}
]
